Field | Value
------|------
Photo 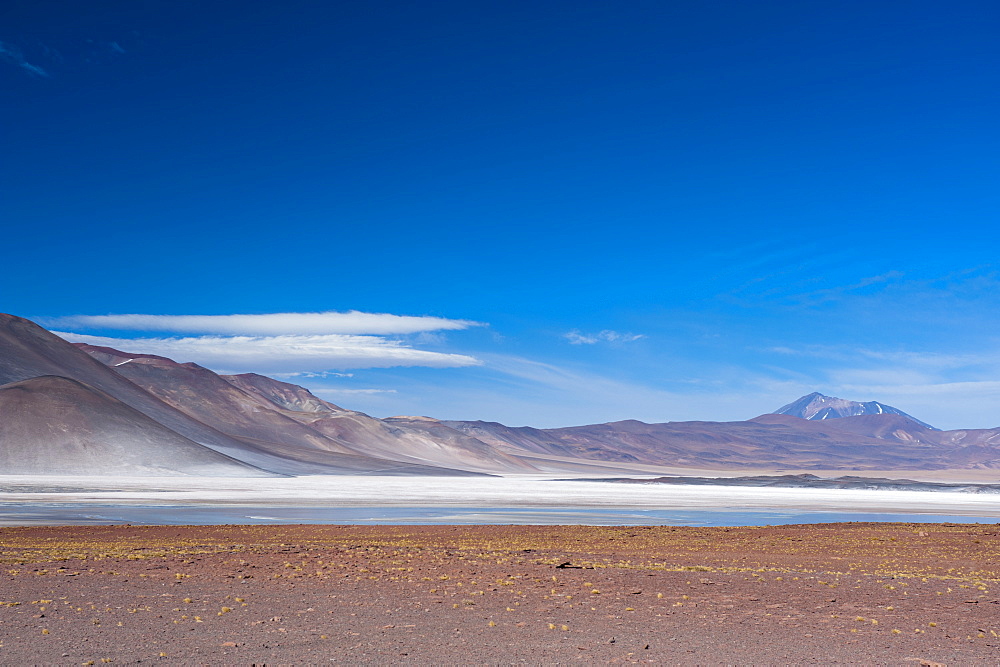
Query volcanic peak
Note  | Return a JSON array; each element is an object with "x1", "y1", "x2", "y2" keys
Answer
[{"x1": 773, "y1": 392, "x2": 936, "y2": 430}]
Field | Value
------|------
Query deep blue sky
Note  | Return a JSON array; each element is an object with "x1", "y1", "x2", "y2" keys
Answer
[{"x1": 3, "y1": 1, "x2": 1000, "y2": 428}]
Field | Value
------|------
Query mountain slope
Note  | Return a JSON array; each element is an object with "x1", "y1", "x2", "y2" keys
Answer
[
  {"x1": 773, "y1": 392, "x2": 936, "y2": 429},
  {"x1": 74, "y1": 344, "x2": 359, "y2": 455},
  {"x1": 0, "y1": 314, "x2": 310, "y2": 468},
  {"x1": 379, "y1": 416, "x2": 538, "y2": 473},
  {"x1": 0, "y1": 376, "x2": 273, "y2": 476},
  {"x1": 223, "y1": 373, "x2": 345, "y2": 414},
  {"x1": 220, "y1": 376, "x2": 536, "y2": 473},
  {"x1": 76, "y1": 342, "x2": 531, "y2": 474},
  {"x1": 441, "y1": 420, "x2": 643, "y2": 461},
  {"x1": 0, "y1": 314, "x2": 482, "y2": 476}
]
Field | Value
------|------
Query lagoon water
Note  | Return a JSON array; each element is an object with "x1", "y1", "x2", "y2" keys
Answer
[
  {"x1": 1, "y1": 475, "x2": 998, "y2": 526},
  {"x1": 2, "y1": 504, "x2": 998, "y2": 527}
]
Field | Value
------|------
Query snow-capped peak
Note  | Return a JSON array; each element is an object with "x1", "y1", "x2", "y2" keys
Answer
[{"x1": 772, "y1": 392, "x2": 936, "y2": 430}]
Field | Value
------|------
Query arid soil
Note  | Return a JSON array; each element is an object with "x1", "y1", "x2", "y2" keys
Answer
[{"x1": 1, "y1": 523, "x2": 998, "y2": 664}]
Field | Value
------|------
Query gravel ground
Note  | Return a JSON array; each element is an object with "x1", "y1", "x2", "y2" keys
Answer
[{"x1": 1, "y1": 522, "x2": 998, "y2": 664}]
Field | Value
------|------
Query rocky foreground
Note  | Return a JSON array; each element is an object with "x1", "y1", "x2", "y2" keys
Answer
[{"x1": 1, "y1": 523, "x2": 998, "y2": 664}]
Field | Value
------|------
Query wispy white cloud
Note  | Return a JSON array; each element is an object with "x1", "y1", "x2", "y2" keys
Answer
[
  {"x1": 766, "y1": 344, "x2": 995, "y2": 370},
  {"x1": 314, "y1": 388, "x2": 398, "y2": 395},
  {"x1": 784, "y1": 271, "x2": 905, "y2": 307},
  {"x1": 564, "y1": 330, "x2": 645, "y2": 345},
  {"x1": 57, "y1": 331, "x2": 482, "y2": 372},
  {"x1": 0, "y1": 40, "x2": 49, "y2": 77},
  {"x1": 724, "y1": 269, "x2": 907, "y2": 309},
  {"x1": 271, "y1": 371, "x2": 355, "y2": 379},
  {"x1": 411, "y1": 332, "x2": 447, "y2": 345},
  {"x1": 766, "y1": 343, "x2": 1000, "y2": 380},
  {"x1": 836, "y1": 380, "x2": 1000, "y2": 398},
  {"x1": 48, "y1": 311, "x2": 484, "y2": 336}
]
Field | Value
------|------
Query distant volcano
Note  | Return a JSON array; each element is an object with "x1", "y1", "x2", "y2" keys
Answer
[{"x1": 773, "y1": 392, "x2": 936, "y2": 430}]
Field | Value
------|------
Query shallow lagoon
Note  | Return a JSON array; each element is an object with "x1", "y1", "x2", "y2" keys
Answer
[
  {"x1": 2, "y1": 474, "x2": 999, "y2": 526},
  {"x1": 2, "y1": 503, "x2": 998, "y2": 527}
]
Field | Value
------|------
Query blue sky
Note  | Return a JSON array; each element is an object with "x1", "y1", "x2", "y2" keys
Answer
[{"x1": 3, "y1": 1, "x2": 1000, "y2": 429}]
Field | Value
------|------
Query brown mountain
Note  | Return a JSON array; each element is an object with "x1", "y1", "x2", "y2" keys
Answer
[
  {"x1": 0, "y1": 315, "x2": 308, "y2": 466},
  {"x1": 75, "y1": 345, "x2": 359, "y2": 455},
  {"x1": 74, "y1": 344, "x2": 533, "y2": 474},
  {"x1": 0, "y1": 314, "x2": 481, "y2": 476},
  {"x1": 378, "y1": 416, "x2": 538, "y2": 473},
  {"x1": 0, "y1": 314, "x2": 290, "y2": 466},
  {"x1": 442, "y1": 420, "x2": 639, "y2": 461},
  {"x1": 223, "y1": 373, "x2": 345, "y2": 414},
  {"x1": 0, "y1": 375, "x2": 271, "y2": 476},
  {"x1": 221, "y1": 375, "x2": 531, "y2": 472},
  {"x1": 213, "y1": 378, "x2": 536, "y2": 474}
]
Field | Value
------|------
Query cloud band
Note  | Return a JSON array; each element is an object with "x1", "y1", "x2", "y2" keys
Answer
[
  {"x1": 57, "y1": 331, "x2": 482, "y2": 372},
  {"x1": 48, "y1": 311, "x2": 483, "y2": 336}
]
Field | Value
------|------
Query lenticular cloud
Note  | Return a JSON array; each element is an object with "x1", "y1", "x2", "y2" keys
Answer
[
  {"x1": 49, "y1": 311, "x2": 483, "y2": 336},
  {"x1": 55, "y1": 331, "x2": 482, "y2": 372}
]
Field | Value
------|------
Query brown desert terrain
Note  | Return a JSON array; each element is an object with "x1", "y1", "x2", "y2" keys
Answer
[{"x1": 1, "y1": 523, "x2": 998, "y2": 664}]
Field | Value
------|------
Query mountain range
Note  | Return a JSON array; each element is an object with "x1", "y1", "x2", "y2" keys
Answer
[{"x1": 2, "y1": 313, "x2": 1000, "y2": 476}]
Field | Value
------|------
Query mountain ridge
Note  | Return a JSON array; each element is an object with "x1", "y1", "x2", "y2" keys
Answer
[
  {"x1": 3, "y1": 313, "x2": 1000, "y2": 476},
  {"x1": 0, "y1": 314, "x2": 486, "y2": 476},
  {"x1": 72, "y1": 342, "x2": 534, "y2": 475}
]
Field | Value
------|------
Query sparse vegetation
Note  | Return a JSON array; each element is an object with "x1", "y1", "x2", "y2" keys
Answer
[{"x1": 0, "y1": 523, "x2": 996, "y2": 662}]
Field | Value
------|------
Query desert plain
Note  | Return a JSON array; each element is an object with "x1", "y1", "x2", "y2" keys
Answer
[{"x1": 1, "y1": 520, "x2": 999, "y2": 664}]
